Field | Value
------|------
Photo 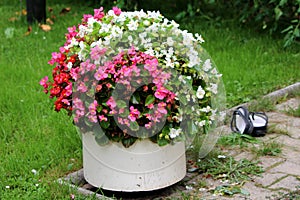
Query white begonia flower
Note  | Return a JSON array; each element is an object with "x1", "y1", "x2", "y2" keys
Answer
[
  {"x1": 87, "y1": 17, "x2": 98, "y2": 27},
  {"x1": 143, "y1": 20, "x2": 150, "y2": 26},
  {"x1": 196, "y1": 86, "x2": 205, "y2": 99},
  {"x1": 195, "y1": 33, "x2": 205, "y2": 43},
  {"x1": 67, "y1": 62, "x2": 73, "y2": 70},
  {"x1": 107, "y1": 10, "x2": 114, "y2": 16},
  {"x1": 128, "y1": 35, "x2": 133, "y2": 42},
  {"x1": 198, "y1": 120, "x2": 206, "y2": 127},
  {"x1": 203, "y1": 59, "x2": 212, "y2": 71},
  {"x1": 147, "y1": 10, "x2": 161, "y2": 19},
  {"x1": 165, "y1": 57, "x2": 174, "y2": 68},
  {"x1": 169, "y1": 128, "x2": 182, "y2": 139},
  {"x1": 200, "y1": 106, "x2": 211, "y2": 113},
  {"x1": 170, "y1": 20, "x2": 180, "y2": 28},
  {"x1": 78, "y1": 24, "x2": 88, "y2": 37},
  {"x1": 178, "y1": 75, "x2": 186, "y2": 84},
  {"x1": 209, "y1": 83, "x2": 218, "y2": 94},
  {"x1": 166, "y1": 37, "x2": 174, "y2": 46},
  {"x1": 127, "y1": 19, "x2": 139, "y2": 31}
]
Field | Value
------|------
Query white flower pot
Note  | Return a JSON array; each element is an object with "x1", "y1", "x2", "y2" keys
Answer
[{"x1": 82, "y1": 133, "x2": 186, "y2": 191}]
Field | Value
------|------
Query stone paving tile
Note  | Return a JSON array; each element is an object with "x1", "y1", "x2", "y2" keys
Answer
[
  {"x1": 254, "y1": 172, "x2": 288, "y2": 187},
  {"x1": 274, "y1": 135, "x2": 300, "y2": 150},
  {"x1": 242, "y1": 181, "x2": 274, "y2": 200},
  {"x1": 269, "y1": 161, "x2": 300, "y2": 175},
  {"x1": 256, "y1": 156, "x2": 286, "y2": 171},
  {"x1": 280, "y1": 146, "x2": 300, "y2": 165},
  {"x1": 275, "y1": 98, "x2": 300, "y2": 111},
  {"x1": 269, "y1": 175, "x2": 300, "y2": 191},
  {"x1": 234, "y1": 151, "x2": 256, "y2": 161}
]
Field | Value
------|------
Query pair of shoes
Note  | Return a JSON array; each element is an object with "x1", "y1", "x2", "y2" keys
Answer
[{"x1": 230, "y1": 106, "x2": 268, "y2": 137}]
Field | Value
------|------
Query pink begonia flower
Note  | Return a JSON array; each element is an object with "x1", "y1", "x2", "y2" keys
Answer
[
  {"x1": 154, "y1": 86, "x2": 169, "y2": 100},
  {"x1": 90, "y1": 46, "x2": 106, "y2": 61},
  {"x1": 118, "y1": 117, "x2": 124, "y2": 125},
  {"x1": 128, "y1": 106, "x2": 140, "y2": 121},
  {"x1": 145, "y1": 113, "x2": 152, "y2": 120},
  {"x1": 62, "y1": 99, "x2": 70, "y2": 106},
  {"x1": 65, "y1": 83, "x2": 72, "y2": 96},
  {"x1": 83, "y1": 14, "x2": 93, "y2": 23},
  {"x1": 66, "y1": 26, "x2": 77, "y2": 40},
  {"x1": 48, "y1": 52, "x2": 61, "y2": 65},
  {"x1": 147, "y1": 103, "x2": 154, "y2": 109},
  {"x1": 74, "y1": 110, "x2": 84, "y2": 122},
  {"x1": 80, "y1": 59, "x2": 96, "y2": 74},
  {"x1": 106, "y1": 97, "x2": 116, "y2": 109},
  {"x1": 94, "y1": 7, "x2": 105, "y2": 20},
  {"x1": 157, "y1": 102, "x2": 167, "y2": 114},
  {"x1": 119, "y1": 108, "x2": 124, "y2": 114},
  {"x1": 94, "y1": 66, "x2": 108, "y2": 81},
  {"x1": 145, "y1": 122, "x2": 152, "y2": 129},
  {"x1": 123, "y1": 118, "x2": 130, "y2": 126},
  {"x1": 73, "y1": 98, "x2": 85, "y2": 111},
  {"x1": 112, "y1": 7, "x2": 121, "y2": 15},
  {"x1": 98, "y1": 115, "x2": 107, "y2": 122},
  {"x1": 88, "y1": 115, "x2": 98, "y2": 123},
  {"x1": 144, "y1": 58, "x2": 158, "y2": 72},
  {"x1": 167, "y1": 91, "x2": 176, "y2": 103},
  {"x1": 39, "y1": 76, "x2": 48, "y2": 89},
  {"x1": 89, "y1": 100, "x2": 98, "y2": 115},
  {"x1": 70, "y1": 67, "x2": 79, "y2": 81},
  {"x1": 77, "y1": 81, "x2": 87, "y2": 93}
]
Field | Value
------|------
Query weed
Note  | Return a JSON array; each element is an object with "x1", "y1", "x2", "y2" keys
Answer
[
  {"x1": 248, "y1": 98, "x2": 276, "y2": 112},
  {"x1": 252, "y1": 141, "x2": 282, "y2": 156},
  {"x1": 286, "y1": 105, "x2": 300, "y2": 117},
  {"x1": 267, "y1": 124, "x2": 289, "y2": 135},
  {"x1": 217, "y1": 133, "x2": 260, "y2": 148},
  {"x1": 197, "y1": 153, "x2": 263, "y2": 184}
]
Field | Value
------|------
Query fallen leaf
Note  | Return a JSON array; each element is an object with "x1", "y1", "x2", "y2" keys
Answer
[
  {"x1": 46, "y1": 18, "x2": 54, "y2": 25},
  {"x1": 60, "y1": 7, "x2": 71, "y2": 15},
  {"x1": 9, "y1": 17, "x2": 17, "y2": 22},
  {"x1": 22, "y1": 9, "x2": 27, "y2": 15},
  {"x1": 25, "y1": 26, "x2": 32, "y2": 36},
  {"x1": 50, "y1": 15, "x2": 56, "y2": 20},
  {"x1": 39, "y1": 24, "x2": 51, "y2": 32},
  {"x1": 48, "y1": 7, "x2": 53, "y2": 13}
]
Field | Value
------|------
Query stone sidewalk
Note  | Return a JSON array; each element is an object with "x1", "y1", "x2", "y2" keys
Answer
[{"x1": 185, "y1": 96, "x2": 300, "y2": 200}]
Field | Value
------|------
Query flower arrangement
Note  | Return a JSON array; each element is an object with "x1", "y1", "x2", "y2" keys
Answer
[{"x1": 40, "y1": 7, "x2": 223, "y2": 147}]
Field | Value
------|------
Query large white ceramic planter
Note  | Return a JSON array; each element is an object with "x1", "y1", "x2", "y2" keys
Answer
[{"x1": 82, "y1": 133, "x2": 186, "y2": 191}]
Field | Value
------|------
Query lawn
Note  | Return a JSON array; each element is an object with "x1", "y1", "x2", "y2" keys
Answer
[{"x1": 0, "y1": 0, "x2": 299, "y2": 199}]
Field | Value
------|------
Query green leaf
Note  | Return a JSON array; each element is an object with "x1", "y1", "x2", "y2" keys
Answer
[
  {"x1": 131, "y1": 93, "x2": 140, "y2": 104},
  {"x1": 116, "y1": 100, "x2": 127, "y2": 108},
  {"x1": 157, "y1": 138, "x2": 169, "y2": 146},
  {"x1": 130, "y1": 121, "x2": 139, "y2": 131},
  {"x1": 100, "y1": 120, "x2": 110, "y2": 129},
  {"x1": 122, "y1": 137, "x2": 137, "y2": 148},
  {"x1": 95, "y1": 134, "x2": 109, "y2": 146},
  {"x1": 145, "y1": 95, "x2": 155, "y2": 106},
  {"x1": 274, "y1": 7, "x2": 283, "y2": 21},
  {"x1": 178, "y1": 94, "x2": 187, "y2": 105}
]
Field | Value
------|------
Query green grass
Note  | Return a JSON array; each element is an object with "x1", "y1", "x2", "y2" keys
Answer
[
  {"x1": 252, "y1": 141, "x2": 282, "y2": 157},
  {"x1": 197, "y1": 151, "x2": 263, "y2": 184},
  {"x1": 0, "y1": 0, "x2": 299, "y2": 199}
]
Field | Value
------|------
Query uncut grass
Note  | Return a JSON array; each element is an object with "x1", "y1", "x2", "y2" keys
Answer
[{"x1": 0, "y1": 1, "x2": 300, "y2": 199}]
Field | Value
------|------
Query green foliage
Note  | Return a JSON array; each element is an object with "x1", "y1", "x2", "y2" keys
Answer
[
  {"x1": 175, "y1": 0, "x2": 300, "y2": 47},
  {"x1": 234, "y1": 0, "x2": 300, "y2": 47}
]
